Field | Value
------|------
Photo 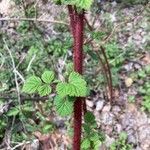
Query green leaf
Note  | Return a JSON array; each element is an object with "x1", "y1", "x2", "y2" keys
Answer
[
  {"x1": 56, "y1": 82, "x2": 69, "y2": 97},
  {"x1": 22, "y1": 76, "x2": 42, "y2": 94},
  {"x1": 119, "y1": 132, "x2": 127, "y2": 140},
  {"x1": 77, "y1": 0, "x2": 93, "y2": 10},
  {"x1": 42, "y1": 123, "x2": 53, "y2": 133},
  {"x1": 81, "y1": 138, "x2": 91, "y2": 149},
  {"x1": 84, "y1": 111, "x2": 96, "y2": 124},
  {"x1": 54, "y1": 0, "x2": 93, "y2": 10},
  {"x1": 68, "y1": 72, "x2": 87, "y2": 96},
  {"x1": 41, "y1": 71, "x2": 55, "y2": 84},
  {"x1": 90, "y1": 133, "x2": 100, "y2": 142},
  {"x1": 93, "y1": 140, "x2": 102, "y2": 150},
  {"x1": 83, "y1": 124, "x2": 91, "y2": 135},
  {"x1": 54, "y1": 96, "x2": 73, "y2": 116},
  {"x1": 66, "y1": 63, "x2": 73, "y2": 73},
  {"x1": 7, "y1": 108, "x2": 20, "y2": 116},
  {"x1": 38, "y1": 85, "x2": 52, "y2": 96},
  {"x1": 56, "y1": 72, "x2": 87, "y2": 97}
]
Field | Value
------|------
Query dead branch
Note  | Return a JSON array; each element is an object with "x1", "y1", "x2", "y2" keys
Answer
[{"x1": 0, "y1": 17, "x2": 68, "y2": 26}]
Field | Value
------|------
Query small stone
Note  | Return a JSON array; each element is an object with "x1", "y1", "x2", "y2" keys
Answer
[
  {"x1": 31, "y1": 139, "x2": 39, "y2": 150},
  {"x1": 125, "y1": 78, "x2": 133, "y2": 87},
  {"x1": 138, "y1": 126, "x2": 150, "y2": 141},
  {"x1": 124, "y1": 63, "x2": 133, "y2": 72},
  {"x1": 86, "y1": 100, "x2": 94, "y2": 108},
  {"x1": 147, "y1": 118, "x2": 150, "y2": 124},
  {"x1": 114, "y1": 124, "x2": 122, "y2": 133},
  {"x1": 101, "y1": 112, "x2": 114, "y2": 125},
  {"x1": 134, "y1": 63, "x2": 141, "y2": 70},
  {"x1": 9, "y1": 22, "x2": 15, "y2": 28},
  {"x1": 99, "y1": 144, "x2": 107, "y2": 150},
  {"x1": 135, "y1": 146, "x2": 142, "y2": 150},
  {"x1": 105, "y1": 125, "x2": 113, "y2": 135},
  {"x1": 105, "y1": 135, "x2": 115, "y2": 147},
  {"x1": 96, "y1": 100, "x2": 104, "y2": 111},
  {"x1": 128, "y1": 134, "x2": 137, "y2": 145},
  {"x1": 133, "y1": 34, "x2": 142, "y2": 41},
  {"x1": 112, "y1": 105, "x2": 121, "y2": 115},
  {"x1": 141, "y1": 142, "x2": 150, "y2": 150},
  {"x1": 55, "y1": 119, "x2": 65, "y2": 128},
  {"x1": 102, "y1": 104, "x2": 111, "y2": 112}
]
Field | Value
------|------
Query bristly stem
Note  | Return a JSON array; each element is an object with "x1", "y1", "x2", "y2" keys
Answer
[
  {"x1": 67, "y1": 5, "x2": 76, "y2": 39},
  {"x1": 68, "y1": 7, "x2": 85, "y2": 150},
  {"x1": 73, "y1": 11, "x2": 85, "y2": 150}
]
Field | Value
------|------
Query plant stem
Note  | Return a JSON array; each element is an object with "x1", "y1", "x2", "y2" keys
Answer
[
  {"x1": 67, "y1": 5, "x2": 76, "y2": 38},
  {"x1": 73, "y1": 11, "x2": 85, "y2": 150},
  {"x1": 68, "y1": 7, "x2": 85, "y2": 149}
]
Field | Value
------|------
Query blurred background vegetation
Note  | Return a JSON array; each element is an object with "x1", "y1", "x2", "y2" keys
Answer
[{"x1": 0, "y1": 0, "x2": 150, "y2": 149}]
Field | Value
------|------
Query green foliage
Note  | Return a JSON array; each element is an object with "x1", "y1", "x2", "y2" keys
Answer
[
  {"x1": 128, "y1": 95, "x2": 135, "y2": 103},
  {"x1": 42, "y1": 122, "x2": 54, "y2": 134},
  {"x1": 138, "y1": 79, "x2": 150, "y2": 112},
  {"x1": 105, "y1": 42, "x2": 124, "y2": 68},
  {"x1": 7, "y1": 107, "x2": 20, "y2": 116},
  {"x1": 3, "y1": 0, "x2": 149, "y2": 148},
  {"x1": 109, "y1": 132, "x2": 132, "y2": 150},
  {"x1": 0, "y1": 118, "x2": 7, "y2": 138},
  {"x1": 41, "y1": 71, "x2": 55, "y2": 84},
  {"x1": 84, "y1": 111, "x2": 96, "y2": 125},
  {"x1": 38, "y1": 84, "x2": 52, "y2": 96},
  {"x1": 81, "y1": 111, "x2": 105, "y2": 150},
  {"x1": 23, "y1": 70, "x2": 55, "y2": 96},
  {"x1": 77, "y1": 0, "x2": 93, "y2": 10},
  {"x1": 54, "y1": 0, "x2": 93, "y2": 10},
  {"x1": 68, "y1": 72, "x2": 87, "y2": 96},
  {"x1": 142, "y1": 95, "x2": 150, "y2": 112},
  {"x1": 22, "y1": 76, "x2": 42, "y2": 94},
  {"x1": 6, "y1": 99, "x2": 55, "y2": 142},
  {"x1": 23, "y1": 70, "x2": 87, "y2": 117},
  {"x1": 81, "y1": 138, "x2": 91, "y2": 149},
  {"x1": 56, "y1": 72, "x2": 87, "y2": 97},
  {"x1": 65, "y1": 63, "x2": 74, "y2": 76},
  {"x1": 54, "y1": 96, "x2": 74, "y2": 116},
  {"x1": 17, "y1": 21, "x2": 30, "y2": 34},
  {"x1": 13, "y1": 0, "x2": 22, "y2": 5}
]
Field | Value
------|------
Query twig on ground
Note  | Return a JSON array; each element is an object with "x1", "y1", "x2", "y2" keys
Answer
[
  {"x1": 0, "y1": 53, "x2": 5, "y2": 69},
  {"x1": 3, "y1": 39, "x2": 22, "y2": 107},
  {"x1": 0, "y1": 17, "x2": 68, "y2": 25},
  {"x1": 0, "y1": 95, "x2": 51, "y2": 102},
  {"x1": 11, "y1": 141, "x2": 30, "y2": 150},
  {"x1": 26, "y1": 54, "x2": 36, "y2": 72},
  {"x1": 14, "y1": 70, "x2": 25, "y2": 83}
]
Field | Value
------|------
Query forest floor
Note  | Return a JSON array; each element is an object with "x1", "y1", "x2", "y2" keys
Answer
[{"x1": 0, "y1": 0, "x2": 150, "y2": 150}]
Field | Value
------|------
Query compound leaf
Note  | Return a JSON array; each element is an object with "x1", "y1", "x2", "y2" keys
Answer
[
  {"x1": 68, "y1": 72, "x2": 87, "y2": 97},
  {"x1": 53, "y1": 0, "x2": 93, "y2": 10},
  {"x1": 38, "y1": 84, "x2": 52, "y2": 96},
  {"x1": 56, "y1": 82, "x2": 69, "y2": 97},
  {"x1": 56, "y1": 72, "x2": 87, "y2": 97},
  {"x1": 41, "y1": 71, "x2": 55, "y2": 84},
  {"x1": 77, "y1": 0, "x2": 93, "y2": 10},
  {"x1": 54, "y1": 96, "x2": 73, "y2": 116},
  {"x1": 81, "y1": 138, "x2": 91, "y2": 149},
  {"x1": 84, "y1": 111, "x2": 96, "y2": 124},
  {"x1": 23, "y1": 76, "x2": 42, "y2": 94}
]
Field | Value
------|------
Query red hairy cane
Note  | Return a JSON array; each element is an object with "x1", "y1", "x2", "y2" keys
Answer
[
  {"x1": 73, "y1": 11, "x2": 85, "y2": 150},
  {"x1": 68, "y1": 7, "x2": 86, "y2": 150}
]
